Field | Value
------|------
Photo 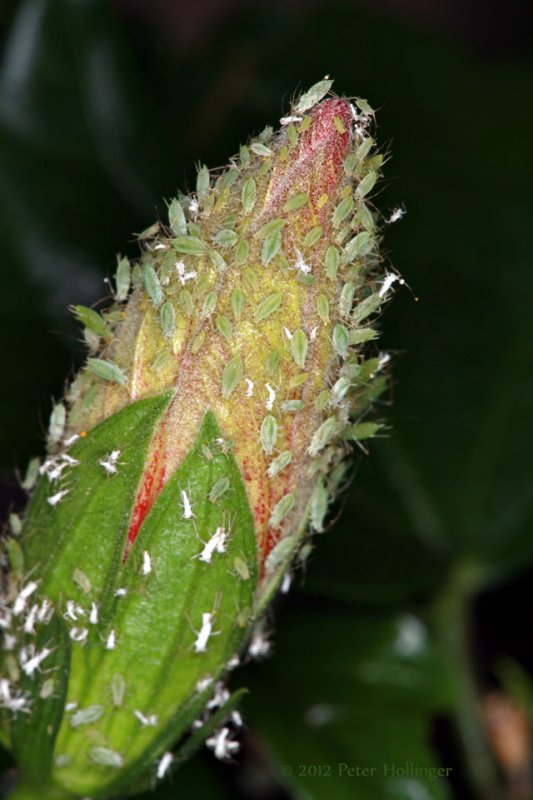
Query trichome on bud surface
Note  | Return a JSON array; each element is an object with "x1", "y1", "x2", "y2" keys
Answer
[{"x1": 0, "y1": 78, "x2": 401, "y2": 799}]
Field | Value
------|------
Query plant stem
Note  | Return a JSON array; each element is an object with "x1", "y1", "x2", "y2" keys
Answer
[{"x1": 433, "y1": 562, "x2": 501, "y2": 800}]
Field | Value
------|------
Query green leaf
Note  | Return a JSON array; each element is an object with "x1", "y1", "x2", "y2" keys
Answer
[
  {"x1": 21, "y1": 392, "x2": 173, "y2": 603},
  {"x1": 51, "y1": 411, "x2": 258, "y2": 796},
  {"x1": 10, "y1": 617, "x2": 71, "y2": 782}
]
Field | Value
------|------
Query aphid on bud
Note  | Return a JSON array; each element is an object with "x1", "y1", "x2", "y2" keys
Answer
[
  {"x1": 260, "y1": 415, "x2": 278, "y2": 455},
  {"x1": 269, "y1": 493, "x2": 295, "y2": 528},
  {"x1": 99, "y1": 449, "x2": 121, "y2": 475},
  {"x1": 308, "y1": 417, "x2": 337, "y2": 457},
  {"x1": 267, "y1": 450, "x2": 292, "y2": 478},
  {"x1": 290, "y1": 329, "x2": 308, "y2": 369}
]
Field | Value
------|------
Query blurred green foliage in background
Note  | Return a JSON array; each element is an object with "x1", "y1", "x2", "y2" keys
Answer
[{"x1": 1, "y1": 1, "x2": 533, "y2": 798}]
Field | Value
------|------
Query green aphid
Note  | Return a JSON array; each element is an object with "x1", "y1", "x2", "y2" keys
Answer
[
  {"x1": 355, "y1": 97, "x2": 375, "y2": 115},
  {"x1": 72, "y1": 305, "x2": 113, "y2": 341},
  {"x1": 315, "y1": 390, "x2": 331, "y2": 411},
  {"x1": 209, "y1": 476, "x2": 230, "y2": 503},
  {"x1": 339, "y1": 282, "x2": 355, "y2": 317},
  {"x1": 308, "y1": 417, "x2": 337, "y2": 457},
  {"x1": 261, "y1": 229, "x2": 282, "y2": 264},
  {"x1": 234, "y1": 239, "x2": 250, "y2": 264},
  {"x1": 296, "y1": 78, "x2": 333, "y2": 113},
  {"x1": 160, "y1": 300, "x2": 176, "y2": 339},
  {"x1": 152, "y1": 352, "x2": 171, "y2": 371},
  {"x1": 332, "y1": 376, "x2": 351, "y2": 403},
  {"x1": 267, "y1": 450, "x2": 292, "y2": 478},
  {"x1": 40, "y1": 678, "x2": 55, "y2": 700},
  {"x1": 284, "y1": 192, "x2": 309, "y2": 212},
  {"x1": 115, "y1": 256, "x2": 131, "y2": 302},
  {"x1": 345, "y1": 421, "x2": 382, "y2": 441},
  {"x1": 137, "y1": 221, "x2": 159, "y2": 240},
  {"x1": 242, "y1": 178, "x2": 256, "y2": 214},
  {"x1": 143, "y1": 266, "x2": 164, "y2": 308},
  {"x1": 213, "y1": 229, "x2": 238, "y2": 248},
  {"x1": 187, "y1": 221, "x2": 203, "y2": 239},
  {"x1": 110, "y1": 673, "x2": 127, "y2": 707},
  {"x1": 343, "y1": 153, "x2": 357, "y2": 175},
  {"x1": 265, "y1": 534, "x2": 298, "y2": 574},
  {"x1": 317, "y1": 294, "x2": 330, "y2": 324},
  {"x1": 87, "y1": 358, "x2": 127, "y2": 386},
  {"x1": 256, "y1": 218, "x2": 286, "y2": 240},
  {"x1": 254, "y1": 293, "x2": 282, "y2": 322},
  {"x1": 194, "y1": 274, "x2": 210, "y2": 298},
  {"x1": 6, "y1": 538, "x2": 24, "y2": 578},
  {"x1": 191, "y1": 331, "x2": 205, "y2": 354},
  {"x1": 310, "y1": 480, "x2": 329, "y2": 532},
  {"x1": 216, "y1": 314, "x2": 233, "y2": 342},
  {"x1": 209, "y1": 250, "x2": 227, "y2": 272},
  {"x1": 222, "y1": 355, "x2": 244, "y2": 399},
  {"x1": 269, "y1": 492, "x2": 295, "y2": 528},
  {"x1": 21, "y1": 457, "x2": 40, "y2": 492},
  {"x1": 349, "y1": 327, "x2": 378, "y2": 345},
  {"x1": 344, "y1": 231, "x2": 374, "y2": 261},
  {"x1": 231, "y1": 288, "x2": 245, "y2": 320},
  {"x1": 287, "y1": 124, "x2": 298, "y2": 147},
  {"x1": 196, "y1": 164, "x2": 210, "y2": 202},
  {"x1": 357, "y1": 137, "x2": 374, "y2": 161},
  {"x1": 332, "y1": 196, "x2": 354, "y2": 227},
  {"x1": 332, "y1": 324, "x2": 350, "y2": 357},
  {"x1": 9, "y1": 512, "x2": 22, "y2": 536},
  {"x1": 90, "y1": 748, "x2": 123, "y2": 769},
  {"x1": 356, "y1": 170, "x2": 378, "y2": 199},
  {"x1": 72, "y1": 568, "x2": 92, "y2": 595},
  {"x1": 281, "y1": 399, "x2": 304, "y2": 413},
  {"x1": 233, "y1": 557, "x2": 250, "y2": 581},
  {"x1": 244, "y1": 268, "x2": 259, "y2": 291},
  {"x1": 220, "y1": 167, "x2": 239, "y2": 188},
  {"x1": 290, "y1": 329, "x2": 308, "y2": 369},
  {"x1": 325, "y1": 245, "x2": 340, "y2": 279},
  {"x1": 180, "y1": 289, "x2": 194, "y2": 316},
  {"x1": 48, "y1": 402, "x2": 66, "y2": 444},
  {"x1": 173, "y1": 236, "x2": 208, "y2": 255},
  {"x1": 70, "y1": 705, "x2": 104, "y2": 728},
  {"x1": 168, "y1": 197, "x2": 187, "y2": 237},
  {"x1": 288, "y1": 373, "x2": 308, "y2": 389},
  {"x1": 239, "y1": 144, "x2": 250, "y2": 168},
  {"x1": 260, "y1": 415, "x2": 278, "y2": 455},
  {"x1": 352, "y1": 293, "x2": 381, "y2": 324},
  {"x1": 250, "y1": 142, "x2": 273, "y2": 157},
  {"x1": 131, "y1": 263, "x2": 143, "y2": 287},
  {"x1": 303, "y1": 225, "x2": 323, "y2": 248},
  {"x1": 266, "y1": 350, "x2": 281, "y2": 374},
  {"x1": 202, "y1": 290, "x2": 218, "y2": 317}
]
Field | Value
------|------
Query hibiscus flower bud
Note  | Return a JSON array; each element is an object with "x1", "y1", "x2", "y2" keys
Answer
[{"x1": 1, "y1": 79, "x2": 398, "y2": 799}]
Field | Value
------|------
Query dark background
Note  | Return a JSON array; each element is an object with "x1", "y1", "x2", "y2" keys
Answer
[{"x1": 1, "y1": 1, "x2": 533, "y2": 798}]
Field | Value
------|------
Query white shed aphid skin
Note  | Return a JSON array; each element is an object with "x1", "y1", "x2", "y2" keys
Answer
[
  {"x1": 248, "y1": 629, "x2": 271, "y2": 659},
  {"x1": 283, "y1": 326, "x2": 293, "y2": 341},
  {"x1": 206, "y1": 682, "x2": 230, "y2": 711},
  {"x1": 196, "y1": 676, "x2": 213, "y2": 693},
  {"x1": 377, "y1": 352, "x2": 391, "y2": 371},
  {"x1": 198, "y1": 527, "x2": 227, "y2": 565},
  {"x1": 180, "y1": 489, "x2": 195, "y2": 519},
  {"x1": 265, "y1": 383, "x2": 276, "y2": 411},
  {"x1": 99, "y1": 449, "x2": 121, "y2": 475},
  {"x1": 281, "y1": 572, "x2": 293, "y2": 594},
  {"x1": 193, "y1": 612, "x2": 215, "y2": 654},
  {"x1": 226, "y1": 655, "x2": 240, "y2": 670},
  {"x1": 69, "y1": 627, "x2": 89, "y2": 644},
  {"x1": 294, "y1": 248, "x2": 311, "y2": 274},
  {"x1": 47, "y1": 489, "x2": 70, "y2": 507},
  {"x1": 12, "y1": 581, "x2": 39, "y2": 617},
  {"x1": 23, "y1": 604, "x2": 39, "y2": 634},
  {"x1": 134, "y1": 710, "x2": 158, "y2": 727},
  {"x1": 37, "y1": 598, "x2": 53, "y2": 624},
  {"x1": 188, "y1": 198, "x2": 199, "y2": 219},
  {"x1": 106, "y1": 629, "x2": 117, "y2": 650},
  {"x1": 280, "y1": 114, "x2": 303, "y2": 125},
  {"x1": 63, "y1": 601, "x2": 85, "y2": 622},
  {"x1": 65, "y1": 702, "x2": 78, "y2": 712},
  {"x1": 20, "y1": 646, "x2": 52, "y2": 677},
  {"x1": 156, "y1": 751, "x2": 173, "y2": 780},
  {"x1": 231, "y1": 710, "x2": 243, "y2": 727},
  {"x1": 89, "y1": 602, "x2": 99, "y2": 625},
  {"x1": 63, "y1": 433, "x2": 79, "y2": 447},
  {"x1": 378, "y1": 272, "x2": 404, "y2": 298},
  {"x1": 0, "y1": 680, "x2": 30, "y2": 715},
  {"x1": 206, "y1": 727, "x2": 240, "y2": 761},
  {"x1": 245, "y1": 378, "x2": 254, "y2": 397},
  {"x1": 387, "y1": 206, "x2": 406, "y2": 224},
  {"x1": 115, "y1": 588, "x2": 127, "y2": 598},
  {"x1": 310, "y1": 325, "x2": 318, "y2": 341},
  {"x1": 176, "y1": 260, "x2": 197, "y2": 285},
  {"x1": 142, "y1": 550, "x2": 152, "y2": 576}
]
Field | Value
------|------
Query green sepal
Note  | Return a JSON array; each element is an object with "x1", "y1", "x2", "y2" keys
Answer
[
  {"x1": 51, "y1": 411, "x2": 258, "y2": 797},
  {"x1": 10, "y1": 616, "x2": 71, "y2": 782},
  {"x1": 21, "y1": 391, "x2": 173, "y2": 604}
]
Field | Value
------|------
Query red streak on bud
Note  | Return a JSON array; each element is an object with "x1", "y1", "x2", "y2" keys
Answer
[{"x1": 124, "y1": 425, "x2": 166, "y2": 558}]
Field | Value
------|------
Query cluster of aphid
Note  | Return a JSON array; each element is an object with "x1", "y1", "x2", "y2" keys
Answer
[{"x1": 1, "y1": 79, "x2": 404, "y2": 792}]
